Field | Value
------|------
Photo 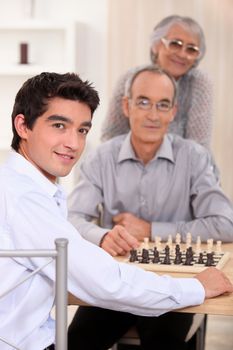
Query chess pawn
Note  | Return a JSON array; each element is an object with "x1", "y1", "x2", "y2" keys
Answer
[
  {"x1": 166, "y1": 234, "x2": 173, "y2": 251},
  {"x1": 143, "y1": 237, "x2": 150, "y2": 250},
  {"x1": 207, "y1": 238, "x2": 214, "y2": 253},
  {"x1": 215, "y1": 240, "x2": 222, "y2": 254},
  {"x1": 198, "y1": 252, "x2": 204, "y2": 264}
]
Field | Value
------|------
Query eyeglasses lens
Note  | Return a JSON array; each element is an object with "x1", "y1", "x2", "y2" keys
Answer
[{"x1": 166, "y1": 39, "x2": 200, "y2": 58}]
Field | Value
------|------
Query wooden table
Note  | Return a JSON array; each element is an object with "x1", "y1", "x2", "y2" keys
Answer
[{"x1": 68, "y1": 243, "x2": 233, "y2": 316}]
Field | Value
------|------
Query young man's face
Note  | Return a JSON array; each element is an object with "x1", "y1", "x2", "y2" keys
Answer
[
  {"x1": 15, "y1": 97, "x2": 92, "y2": 183},
  {"x1": 123, "y1": 71, "x2": 176, "y2": 150}
]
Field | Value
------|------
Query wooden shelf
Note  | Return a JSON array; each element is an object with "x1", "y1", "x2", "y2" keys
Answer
[{"x1": 0, "y1": 20, "x2": 78, "y2": 150}]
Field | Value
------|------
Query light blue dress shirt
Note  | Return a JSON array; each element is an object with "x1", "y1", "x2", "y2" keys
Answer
[{"x1": 0, "y1": 151, "x2": 205, "y2": 350}]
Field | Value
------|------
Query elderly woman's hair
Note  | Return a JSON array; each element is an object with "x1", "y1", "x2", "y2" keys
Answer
[
  {"x1": 124, "y1": 64, "x2": 177, "y2": 105},
  {"x1": 150, "y1": 15, "x2": 206, "y2": 67}
]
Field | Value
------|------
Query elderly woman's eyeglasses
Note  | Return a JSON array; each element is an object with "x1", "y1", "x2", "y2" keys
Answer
[
  {"x1": 161, "y1": 38, "x2": 200, "y2": 59},
  {"x1": 131, "y1": 97, "x2": 173, "y2": 113}
]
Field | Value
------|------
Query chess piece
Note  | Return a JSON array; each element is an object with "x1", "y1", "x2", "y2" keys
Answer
[
  {"x1": 129, "y1": 249, "x2": 138, "y2": 262},
  {"x1": 216, "y1": 240, "x2": 222, "y2": 254},
  {"x1": 195, "y1": 235, "x2": 201, "y2": 254},
  {"x1": 166, "y1": 234, "x2": 173, "y2": 250},
  {"x1": 154, "y1": 236, "x2": 162, "y2": 251},
  {"x1": 152, "y1": 247, "x2": 160, "y2": 263},
  {"x1": 175, "y1": 233, "x2": 181, "y2": 245},
  {"x1": 141, "y1": 248, "x2": 150, "y2": 264},
  {"x1": 184, "y1": 248, "x2": 193, "y2": 265},
  {"x1": 207, "y1": 238, "x2": 214, "y2": 253},
  {"x1": 198, "y1": 252, "x2": 204, "y2": 264},
  {"x1": 205, "y1": 252, "x2": 215, "y2": 266},
  {"x1": 143, "y1": 237, "x2": 150, "y2": 249},
  {"x1": 186, "y1": 232, "x2": 192, "y2": 248},
  {"x1": 174, "y1": 246, "x2": 182, "y2": 264},
  {"x1": 163, "y1": 245, "x2": 171, "y2": 265}
]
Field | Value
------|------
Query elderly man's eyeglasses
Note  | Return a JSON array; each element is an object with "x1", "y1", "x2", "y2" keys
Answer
[
  {"x1": 161, "y1": 37, "x2": 200, "y2": 59},
  {"x1": 131, "y1": 97, "x2": 173, "y2": 113}
]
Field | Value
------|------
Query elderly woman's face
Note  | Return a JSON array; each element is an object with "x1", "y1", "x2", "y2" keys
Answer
[{"x1": 154, "y1": 24, "x2": 200, "y2": 79}]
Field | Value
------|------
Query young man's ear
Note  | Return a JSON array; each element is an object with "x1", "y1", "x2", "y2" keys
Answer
[
  {"x1": 14, "y1": 114, "x2": 28, "y2": 139},
  {"x1": 122, "y1": 96, "x2": 130, "y2": 118}
]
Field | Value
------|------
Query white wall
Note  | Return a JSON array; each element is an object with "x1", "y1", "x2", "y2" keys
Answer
[
  {"x1": 0, "y1": 0, "x2": 108, "y2": 192},
  {"x1": 0, "y1": 0, "x2": 108, "y2": 147}
]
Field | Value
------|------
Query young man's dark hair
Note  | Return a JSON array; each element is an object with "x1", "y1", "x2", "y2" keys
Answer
[{"x1": 11, "y1": 72, "x2": 100, "y2": 151}]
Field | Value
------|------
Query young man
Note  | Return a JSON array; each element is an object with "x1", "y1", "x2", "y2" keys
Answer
[
  {"x1": 68, "y1": 66, "x2": 233, "y2": 349},
  {"x1": 0, "y1": 72, "x2": 232, "y2": 350}
]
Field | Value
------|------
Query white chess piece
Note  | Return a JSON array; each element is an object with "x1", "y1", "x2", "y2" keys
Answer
[
  {"x1": 175, "y1": 233, "x2": 181, "y2": 245},
  {"x1": 207, "y1": 238, "x2": 214, "y2": 253},
  {"x1": 154, "y1": 236, "x2": 162, "y2": 251},
  {"x1": 215, "y1": 240, "x2": 222, "y2": 254},
  {"x1": 143, "y1": 237, "x2": 150, "y2": 249},
  {"x1": 195, "y1": 235, "x2": 201, "y2": 254},
  {"x1": 186, "y1": 232, "x2": 192, "y2": 248}
]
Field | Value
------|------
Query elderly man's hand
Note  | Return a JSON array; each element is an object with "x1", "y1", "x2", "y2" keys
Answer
[{"x1": 113, "y1": 212, "x2": 151, "y2": 241}]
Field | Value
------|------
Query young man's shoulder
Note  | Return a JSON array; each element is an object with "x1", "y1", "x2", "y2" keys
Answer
[{"x1": 0, "y1": 162, "x2": 38, "y2": 199}]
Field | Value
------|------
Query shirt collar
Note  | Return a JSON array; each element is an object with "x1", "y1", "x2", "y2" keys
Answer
[
  {"x1": 118, "y1": 133, "x2": 175, "y2": 164},
  {"x1": 5, "y1": 151, "x2": 66, "y2": 200}
]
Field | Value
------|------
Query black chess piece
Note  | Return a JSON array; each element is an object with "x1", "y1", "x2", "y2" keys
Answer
[
  {"x1": 205, "y1": 252, "x2": 215, "y2": 266},
  {"x1": 175, "y1": 244, "x2": 180, "y2": 255},
  {"x1": 141, "y1": 248, "x2": 150, "y2": 263},
  {"x1": 184, "y1": 248, "x2": 193, "y2": 265},
  {"x1": 163, "y1": 245, "x2": 171, "y2": 265},
  {"x1": 174, "y1": 250, "x2": 182, "y2": 265},
  {"x1": 198, "y1": 252, "x2": 204, "y2": 264},
  {"x1": 152, "y1": 247, "x2": 160, "y2": 263},
  {"x1": 129, "y1": 249, "x2": 138, "y2": 262},
  {"x1": 187, "y1": 246, "x2": 194, "y2": 261}
]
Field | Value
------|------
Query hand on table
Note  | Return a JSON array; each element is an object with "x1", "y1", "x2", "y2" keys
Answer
[
  {"x1": 113, "y1": 212, "x2": 151, "y2": 241},
  {"x1": 195, "y1": 266, "x2": 233, "y2": 299},
  {"x1": 100, "y1": 224, "x2": 140, "y2": 257}
]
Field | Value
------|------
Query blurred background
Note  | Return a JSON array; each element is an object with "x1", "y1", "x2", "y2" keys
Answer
[{"x1": 0, "y1": 0, "x2": 232, "y2": 200}]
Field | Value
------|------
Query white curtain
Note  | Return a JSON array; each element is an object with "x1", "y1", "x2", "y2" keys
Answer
[{"x1": 107, "y1": 0, "x2": 233, "y2": 200}]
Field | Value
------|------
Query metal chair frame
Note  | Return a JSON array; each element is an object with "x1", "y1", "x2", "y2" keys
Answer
[{"x1": 0, "y1": 238, "x2": 68, "y2": 350}]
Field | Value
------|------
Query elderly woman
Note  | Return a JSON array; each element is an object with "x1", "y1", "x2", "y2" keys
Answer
[{"x1": 101, "y1": 15, "x2": 213, "y2": 150}]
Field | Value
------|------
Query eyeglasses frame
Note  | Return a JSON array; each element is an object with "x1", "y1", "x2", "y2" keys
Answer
[{"x1": 161, "y1": 37, "x2": 201, "y2": 59}]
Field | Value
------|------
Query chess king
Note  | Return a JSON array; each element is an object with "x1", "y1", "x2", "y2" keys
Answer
[{"x1": 68, "y1": 65, "x2": 233, "y2": 349}]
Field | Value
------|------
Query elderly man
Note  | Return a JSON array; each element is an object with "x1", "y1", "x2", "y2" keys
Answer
[{"x1": 68, "y1": 65, "x2": 233, "y2": 349}]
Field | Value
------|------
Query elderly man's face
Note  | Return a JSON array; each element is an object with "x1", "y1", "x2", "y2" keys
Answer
[{"x1": 123, "y1": 71, "x2": 176, "y2": 153}]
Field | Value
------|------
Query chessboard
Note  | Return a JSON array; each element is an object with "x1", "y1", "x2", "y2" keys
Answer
[{"x1": 122, "y1": 234, "x2": 231, "y2": 274}]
